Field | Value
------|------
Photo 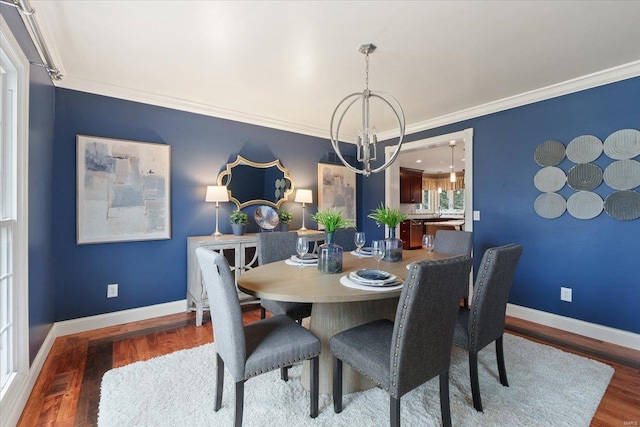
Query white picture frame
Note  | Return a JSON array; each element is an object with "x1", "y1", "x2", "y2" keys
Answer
[{"x1": 77, "y1": 135, "x2": 171, "y2": 244}]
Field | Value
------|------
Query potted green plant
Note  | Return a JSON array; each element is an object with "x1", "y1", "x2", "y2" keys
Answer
[
  {"x1": 229, "y1": 209, "x2": 249, "y2": 236},
  {"x1": 368, "y1": 203, "x2": 408, "y2": 262},
  {"x1": 278, "y1": 210, "x2": 293, "y2": 232},
  {"x1": 312, "y1": 208, "x2": 351, "y2": 273}
]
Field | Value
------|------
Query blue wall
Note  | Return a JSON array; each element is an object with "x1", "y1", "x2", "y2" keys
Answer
[
  {"x1": 367, "y1": 77, "x2": 640, "y2": 334},
  {"x1": 53, "y1": 77, "x2": 640, "y2": 334},
  {"x1": 2, "y1": 6, "x2": 57, "y2": 363},
  {"x1": 53, "y1": 89, "x2": 349, "y2": 320}
]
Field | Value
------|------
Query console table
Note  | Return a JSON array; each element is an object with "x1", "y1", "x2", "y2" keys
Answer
[{"x1": 187, "y1": 230, "x2": 324, "y2": 326}]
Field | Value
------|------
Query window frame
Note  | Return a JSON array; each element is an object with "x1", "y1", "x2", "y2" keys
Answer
[{"x1": 0, "y1": 14, "x2": 30, "y2": 417}]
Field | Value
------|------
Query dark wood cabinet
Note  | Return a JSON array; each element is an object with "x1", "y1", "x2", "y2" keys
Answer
[
  {"x1": 400, "y1": 220, "x2": 423, "y2": 249},
  {"x1": 400, "y1": 168, "x2": 423, "y2": 203}
]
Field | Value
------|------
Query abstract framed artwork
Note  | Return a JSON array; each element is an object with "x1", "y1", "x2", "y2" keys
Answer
[
  {"x1": 77, "y1": 135, "x2": 171, "y2": 244},
  {"x1": 317, "y1": 163, "x2": 356, "y2": 228}
]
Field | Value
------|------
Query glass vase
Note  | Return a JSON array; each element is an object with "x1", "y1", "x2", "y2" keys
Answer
[
  {"x1": 318, "y1": 231, "x2": 343, "y2": 274},
  {"x1": 384, "y1": 227, "x2": 403, "y2": 262}
]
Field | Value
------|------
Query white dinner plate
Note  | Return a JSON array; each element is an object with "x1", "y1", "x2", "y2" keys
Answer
[
  {"x1": 340, "y1": 276, "x2": 403, "y2": 292},
  {"x1": 290, "y1": 254, "x2": 318, "y2": 264},
  {"x1": 348, "y1": 270, "x2": 398, "y2": 287}
]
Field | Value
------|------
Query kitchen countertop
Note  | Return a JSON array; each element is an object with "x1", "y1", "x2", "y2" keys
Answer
[
  {"x1": 404, "y1": 214, "x2": 464, "y2": 220},
  {"x1": 427, "y1": 220, "x2": 465, "y2": 226}
]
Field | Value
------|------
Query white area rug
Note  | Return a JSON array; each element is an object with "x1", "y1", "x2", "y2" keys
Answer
[{"x1": 98, "y1": 334, "x2": 613, "y2": 427}]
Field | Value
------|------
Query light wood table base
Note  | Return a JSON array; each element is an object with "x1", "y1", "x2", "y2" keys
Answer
[{"x1": 301, "y1": 298, "x2": 398, "y2": 394}]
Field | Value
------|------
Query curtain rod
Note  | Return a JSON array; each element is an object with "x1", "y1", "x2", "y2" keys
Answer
[{"x1": 1, "y1": 0, "x2": 63, "y2": 80}]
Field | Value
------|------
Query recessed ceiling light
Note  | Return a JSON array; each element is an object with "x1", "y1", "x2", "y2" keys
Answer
[{"x1": 416, "y1": 159, "x2": 422, "y2": 163}]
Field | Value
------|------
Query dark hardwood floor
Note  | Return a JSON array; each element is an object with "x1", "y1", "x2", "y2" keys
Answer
[{"x1": 17, "y1": 307, "x2": 640, "y2": 426}]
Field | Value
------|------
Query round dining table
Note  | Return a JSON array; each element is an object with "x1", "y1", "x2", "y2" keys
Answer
[{"x1": 237, "y1": 249, "x2": 450, "y2": 394}]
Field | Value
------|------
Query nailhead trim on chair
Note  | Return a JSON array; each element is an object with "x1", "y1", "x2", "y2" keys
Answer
[
  {"x1": 245, "y1": 351, "x2": 321, "y2": 378},
  {"x1": 386, "y1": 264, "x2": 418, "y2": 395},
  {"x1": 332, "y1": 261, "x2": 452, "y2": 398},
  {"x1": 334, "y1": 351, "x2": 387, "y2": 390},
  {"x1": 469, "y1": 249, "x2": 494, "y2": 351}
]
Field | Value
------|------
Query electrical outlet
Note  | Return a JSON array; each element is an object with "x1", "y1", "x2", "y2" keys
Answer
[
  {"x1": 560, "y1": 287, "x2": 572, "y2": 302},
  {"x1": 107, "y1": 283, "x2": 118, "y2": 298}
]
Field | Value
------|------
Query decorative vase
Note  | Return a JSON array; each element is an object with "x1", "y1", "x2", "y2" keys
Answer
[
  {"x1": 231, "y1": 224, "x2": 245, "y2": 236},
  {"x1": 317, "y1": 231, "x2": 343, "y2": 274},
  {"x1": 279, "y1": 223, "x2": 289, "y2": 232},
  {"x1": 384, "y1": 227, "x2": 403, "y2": 262}
]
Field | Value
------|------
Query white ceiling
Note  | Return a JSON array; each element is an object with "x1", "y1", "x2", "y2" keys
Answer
[
  {"x1": 29, "y1": 0, "x2": 640, "y2": 171},
  {"x1": 397, "y1": 141, "x2": 465, "y2": 174}
]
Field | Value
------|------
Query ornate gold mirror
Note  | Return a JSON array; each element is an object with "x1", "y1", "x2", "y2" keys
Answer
[{"x1": 217, "y1": 155, "x2": 294, "y2": 209}]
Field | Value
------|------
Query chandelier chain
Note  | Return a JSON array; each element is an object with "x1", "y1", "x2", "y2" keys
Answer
[{"x1": 365, "y1": 53, "x2": 370, "y2": 90}]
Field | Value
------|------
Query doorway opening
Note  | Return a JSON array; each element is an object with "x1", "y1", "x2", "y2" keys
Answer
[{"x1": 384, "y1": 128, "x2": 473, "y2": 232}]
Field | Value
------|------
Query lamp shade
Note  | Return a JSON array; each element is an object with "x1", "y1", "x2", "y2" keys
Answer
[
  {"x1": 205, "y1": 185, "x2": 229, "y2": 202},
  {"x1": 295, "y1": 189, "x2": 313, "y2": 204}
]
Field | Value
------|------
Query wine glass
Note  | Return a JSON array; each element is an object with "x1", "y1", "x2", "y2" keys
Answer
[
  {"x1": 371, "y1": 240, "x2": 385, "y2": 270},
  {"x1": 296, "y1": 236, "x2": 309, "y2": 268},
  {"x1": 422, "y1": 234, "x2": 435, "y2": 253},
  {"x1": 354, "y1": 232, "x2": 366, "y2": 254}
]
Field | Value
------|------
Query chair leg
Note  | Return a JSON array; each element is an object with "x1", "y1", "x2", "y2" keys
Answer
[
  {"x1": 439, "y1": 371, "x2": 452, "y2": 427},
  {"x1": 496, "y1": 336, "x2": 509, "y2": 387},
  {"x1": 214, "y1": 353, "x2": 224, "y2": 411},
  {"x1": 390, "y1": 396, "x2": 400, "y2": 427},
  {"x1": 234, "y1": 380, "x2": 244, "y2": 427},
  {"x1": 310, "y1": 356, "x2": 319, "y2": 418},
  {"x1": 260, "y1": 306, "x2": 266, "y2": 319},
  {"x1": 280, "y1": 366, "x2": 289, "y2": 381},
  {"x1": 469, "y1": 352, "x2": 483, "y2": 412},
  {"x1": 332, "y1": 356, "x2": 343, "y2": 413}
]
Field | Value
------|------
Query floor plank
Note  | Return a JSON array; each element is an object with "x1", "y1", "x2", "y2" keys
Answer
[{"x1": 17, "y1": 308, "x2": 639, "y2": 427}]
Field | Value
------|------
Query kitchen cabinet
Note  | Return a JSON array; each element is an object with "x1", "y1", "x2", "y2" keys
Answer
[
  {"x1": 400, "y1": 168, "x2": 423, "y2": 203},
  {"x1": 400, "y1": 219, "x2": 423, "y2": 249}
]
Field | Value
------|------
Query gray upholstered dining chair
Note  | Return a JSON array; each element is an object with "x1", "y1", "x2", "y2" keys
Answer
[
  {"x1": 331, "y1": 228, "x2": 358, "y2": 252},
  {"x1": 195, "y1": 247, "x2": 321, "y2": 427},
  {"x1": 330, "y1": 255, "x2": 474, "y2": 427},
  {"x1": 453, "y1": 243, "x2": 523, "y2": 412},
  {"x1": 434, "y1": 229, "x2": 473, "y2": 305},
  {"x1": 257, "y1": 232, "x2": 312, "y2": 324},
  {"x1": 433, "y1": 229, "x2": 473, "y2": 257}
]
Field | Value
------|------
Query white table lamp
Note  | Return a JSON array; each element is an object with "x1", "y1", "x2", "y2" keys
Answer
[
  {"x1": 295, "y1": 189, "x2": 313, "y2": 231},
  {"x1": 206, "y1": 185, "x2": 229, "y2": 237}
]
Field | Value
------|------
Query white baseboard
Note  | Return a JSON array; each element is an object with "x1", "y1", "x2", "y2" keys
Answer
[
  {"x1": 507, "y1": 303, "x2": 640, "y2": 351},
  {"x1": 52, "y1": 299, "x2": 187, "y2": 337},
  {"x1": 4, "y1": 300, "x2": 187, "y2": 427}
]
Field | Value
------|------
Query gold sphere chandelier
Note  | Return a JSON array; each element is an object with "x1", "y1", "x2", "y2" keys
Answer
[{"x1": 330, "y1": 44, "x2": 406, "y2": 177}]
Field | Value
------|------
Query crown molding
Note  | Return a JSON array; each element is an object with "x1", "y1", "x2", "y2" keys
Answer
[
  {"x1": 377, "y1": 60, "x2": 640, "y2": 141},
  {"x1": 55, "y1": 60, "x2": 640, "y2": 142},
  {"x1": 54, "y1": 76, "x2": 331, "y2": 140}
]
